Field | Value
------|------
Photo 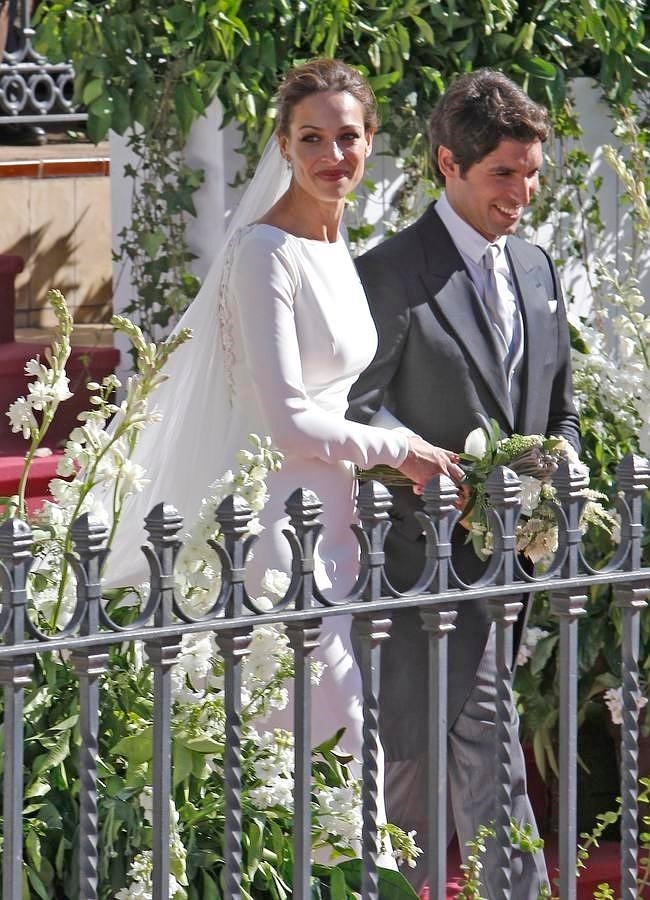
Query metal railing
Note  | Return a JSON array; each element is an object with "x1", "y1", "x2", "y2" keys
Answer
[
  {"x1": 0, "y1": 456, "x2": 649, "y2": 900},
  {"x1": 0, "y1": 0, "x2": 86, "y2": 125}
]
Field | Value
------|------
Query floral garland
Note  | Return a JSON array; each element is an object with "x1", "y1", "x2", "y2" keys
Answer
[{"x1": 461, "y1": 418, "x2": 618, "y2": 565}]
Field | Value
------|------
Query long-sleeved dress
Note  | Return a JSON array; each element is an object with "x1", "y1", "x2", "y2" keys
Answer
[{"x1": 228, "y1": 223, "x2": 409, "y2": 751}]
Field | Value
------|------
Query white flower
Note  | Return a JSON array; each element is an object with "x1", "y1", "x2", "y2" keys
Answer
[
  {"x1": 52, "y1": 373, "x2": 73, "y2": 402},
  {"x1": 26, "y1": 373, "x2": 72, "y2": 410},
  {"x1": 119, "y1": 459, "x2": 149, "y2": 498},
  {"x1": 391, "y1": 828, "x2": 420, "y2": 869},
  {"x1": 516, "y1": 626, "x2": 550, "y2": 666},
  {"x1": 603, "y1": 686, "x2": 648, "y2": 726},
  {"x1": 24, "y1": 357, "x2": 46, "y2": 378},
  {"x1": 254, "y1": 594, "x2": 274, "y2": 612},
  {"x1": 248, "y1": 729, "x2": 295, "y2": 810},
  {"x1": 464, "y1": 427, "x2": 487, "y2": 459},
  {"x1": 114, "y1": 850, "x2": 183, "y2": 900},
  {"x1": 314, "y1": 782, "x2": 363, "y2": 844},
  {"x1": 56, "y1": 454, "x2": 78, "y2": 477},
  {"x1": 518, "y1": 475, "x2": 542, "y2": 517},
  {"x1": 176, "y1": 633, "x2": 216, "y2": 692},
  {"x1": 7, "y1": 396, "x2": 37, "y2": 438},
  {"x1": 261, "y1": 568, "x2": 291, "y2": 599}
]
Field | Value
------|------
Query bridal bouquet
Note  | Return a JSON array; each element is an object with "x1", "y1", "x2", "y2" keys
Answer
[{"x1": 461, "y1": 418, "x2": 618, "y2": 565}]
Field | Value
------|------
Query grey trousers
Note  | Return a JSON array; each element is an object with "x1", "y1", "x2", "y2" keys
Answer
[{"x1": 385, "y1": 627, "x2": 549, "y2": 899}]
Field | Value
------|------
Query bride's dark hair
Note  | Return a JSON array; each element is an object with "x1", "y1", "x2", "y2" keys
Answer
[{"x1": 276, "y1": 58, "x2": 378, "y2": 135}]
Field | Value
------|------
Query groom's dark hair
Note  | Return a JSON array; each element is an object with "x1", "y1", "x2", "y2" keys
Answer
[{"x1": 428, "y1": 69, "x2": 550, "y2": 185}]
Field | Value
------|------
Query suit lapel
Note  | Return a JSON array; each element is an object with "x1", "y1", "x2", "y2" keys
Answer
[
  {"x1": 415, "y1": 209, "x2": 514, "y2": 430},
  {"x1": 505, "y1": 239, "x2": 552, "y2": 435}
]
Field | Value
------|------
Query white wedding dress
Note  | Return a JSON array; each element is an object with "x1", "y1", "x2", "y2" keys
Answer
[
  {"x1": 225, "y1": 223, "x2": 409, "y2": 751},
  {"x1": 106, "y1": 219, "x2": 410, "y2": 759}
]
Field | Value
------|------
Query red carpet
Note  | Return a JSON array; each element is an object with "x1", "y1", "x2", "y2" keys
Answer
[{"x1": 0, "y1": 450, "x2": 62, "y2": 515}]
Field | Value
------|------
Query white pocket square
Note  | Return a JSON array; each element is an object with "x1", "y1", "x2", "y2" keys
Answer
[{"x1": 547, "y1": 299, "x2": 558, "y2": 313}]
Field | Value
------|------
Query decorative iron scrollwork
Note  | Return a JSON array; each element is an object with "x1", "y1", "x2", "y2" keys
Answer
[{"x1": 0, "y1": 0, "x2": 85, "y2": 124}]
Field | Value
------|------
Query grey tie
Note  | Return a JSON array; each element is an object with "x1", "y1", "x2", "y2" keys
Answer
[{"x1": 481, "y1": 243, "x2": 514, "y2": 358}]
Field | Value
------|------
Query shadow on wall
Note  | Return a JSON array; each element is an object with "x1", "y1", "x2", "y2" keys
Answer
[{"x1": 5, "y1": 215, "x2": 112, "y2": 330}]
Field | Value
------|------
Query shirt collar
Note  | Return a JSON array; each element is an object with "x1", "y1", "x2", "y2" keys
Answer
[{"x1": 435, "y1": 191, "x2": 508, "y2": 264}]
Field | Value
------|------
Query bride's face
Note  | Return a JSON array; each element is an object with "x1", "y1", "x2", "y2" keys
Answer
[{"x1": 279, "y1": 89, "x2": 373, "y2": 204}]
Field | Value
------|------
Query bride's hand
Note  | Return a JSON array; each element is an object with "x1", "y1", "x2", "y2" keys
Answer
[{"x1": 399, "y1": 436, "x2": 464, "y2": 494}]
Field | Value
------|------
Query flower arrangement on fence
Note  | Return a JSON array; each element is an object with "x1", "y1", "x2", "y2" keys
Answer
[
  {"x1": 2, "y1": 297, "x2": 419, "y2": 899},
  {"x1": 460, "y1": 418, "x2": 618, "y2": 566}
]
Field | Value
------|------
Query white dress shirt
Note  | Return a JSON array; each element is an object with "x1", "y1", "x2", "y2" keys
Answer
[{"x1": 435, "y1": 192, "x2": 523, "y2": 381}]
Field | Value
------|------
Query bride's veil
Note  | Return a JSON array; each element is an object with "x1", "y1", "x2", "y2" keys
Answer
[{"x1": 104, "y1": 137, "x2": 291, "y2": 586}]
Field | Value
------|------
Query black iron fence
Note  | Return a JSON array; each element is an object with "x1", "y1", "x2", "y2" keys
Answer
[
  {"x1": 0, "y1": 457, "x2": 649, "y2": 900},
  {"x1": 0, "y1": 0, "x2": 85, "y2": 125}
]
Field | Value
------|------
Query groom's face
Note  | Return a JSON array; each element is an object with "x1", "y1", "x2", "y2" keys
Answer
[{"x1": 439, "y1": 137, "x2": 543, "y2": 242}]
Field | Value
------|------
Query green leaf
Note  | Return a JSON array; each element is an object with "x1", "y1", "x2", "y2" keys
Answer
[
  {"x1": 111, "y1": 87, "x2": 132, "y2": 135},
  {"x1": 49, "y1": 714, "x2": 79, "y2": 732},
  {"x1": 368, "y1": 72, "x2": 401, "y2": 92},
  {"x1": 337, "y1": 860, "x2": 418, "y2": 898},
  {"x1": 515, "y1": 56, "x2": 557, "y2": 80},
  {"x1": 32, "y1": 731, "x2": 70, "y2": 776},
  {"x1": 140, "y1": 230, "x2": 166, "y2": 258},
  {"x1": 174, "y1": 82, "x2": 196, "y2": 135},
  {"x1": 82, "y1": 77, "x2": 104, "y2": 105},
  {"x1": 247, "y1": 817, "x2": 265, "y2": 878},
  {"x1": 329, "y1": 866, "x2": 348, "y2": 899},
  {"x1": 183, "y1": 735, "x2": 223, "y2": 754},
  {"x1": 26, "y1": 867, "x2": 49, "y2": 900},
  {"x1": 25, "y1": 829, "x2": 42, "y2": 872},
  {"x1": 111, "y1": 726, "x2": 153, "y2": 765},
  {"x1": 530, "y1": 634, "x2": 558, "y2": 676},
  {"x1": 411, "y1": 15, "x2": 434, "y2": 45},
  {"x1": 201, "y1": 870, "x2": 220, "y2": 900},
  {"x1": 173, "y1": 742, "x2": 194, "y2": 787},
  {"x1": 25, "y1": 780, "x2": 51, "y2": 799},
  {"x1": 314, "y1": 728, "x2": 346, "y2": 754}
]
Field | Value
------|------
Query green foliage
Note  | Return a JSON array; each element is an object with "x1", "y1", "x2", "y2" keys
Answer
[
  {"x1": 574, "y1": 778, "x2": 650, "y2": 897},
  {"x1": 35, "y1": 0, "x2": 650, "y2": 163},
  {"x1": 515, "y1": 110, "x2": 650, "y2": 780},
  {"x1": 33, "y1": 0, "x2": 649, "y2": 341},
  {"x1": 116, "y1": 129, "x2": 204, "y2": 344},
  {"x1": 13, "y1": 643, "x2": 420, "y2": 898}
]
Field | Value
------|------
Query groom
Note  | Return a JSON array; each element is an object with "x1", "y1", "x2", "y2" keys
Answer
[{"x1": 348, "y1": 69, "x2": 580, "y2": 897}]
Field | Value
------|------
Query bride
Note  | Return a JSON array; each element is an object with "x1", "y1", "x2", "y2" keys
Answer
[{"x1": 107, "y1": 57, "x2": 461, "y2": 796}]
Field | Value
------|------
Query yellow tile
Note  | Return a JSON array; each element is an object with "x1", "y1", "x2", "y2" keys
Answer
[
  {"x1": 0, "y1": 178, "x2": 31, "y2": 315},
  {"x1": 28, "y1": 177, "x2": 79, "y2": 327},
  {"x1": 72, "y1": 176, "x2": 113, "y2": 324}
]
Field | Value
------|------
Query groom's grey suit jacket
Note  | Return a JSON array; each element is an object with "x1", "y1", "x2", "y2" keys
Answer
[{"x1": 348, "y1": 204, "x2": 580, "y2": 762}]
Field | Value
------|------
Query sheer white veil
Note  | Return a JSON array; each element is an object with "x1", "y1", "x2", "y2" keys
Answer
[{"x1": 105, "y1": 136, "x2": 291, "y2": 586}]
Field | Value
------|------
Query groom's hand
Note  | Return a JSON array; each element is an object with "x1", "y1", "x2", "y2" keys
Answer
[{"x1": 399, "y1": 437, "x2": 464, "y2": 494}]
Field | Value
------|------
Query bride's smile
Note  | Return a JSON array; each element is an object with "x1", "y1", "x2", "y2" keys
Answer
[{"x1": 278, "y1": 89, "x2": 374, "y2": 215}]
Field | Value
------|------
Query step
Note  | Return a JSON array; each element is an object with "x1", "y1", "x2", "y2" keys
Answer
[{"x1": 0, "y1": 451, "x2": 62, "y2": 517}]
